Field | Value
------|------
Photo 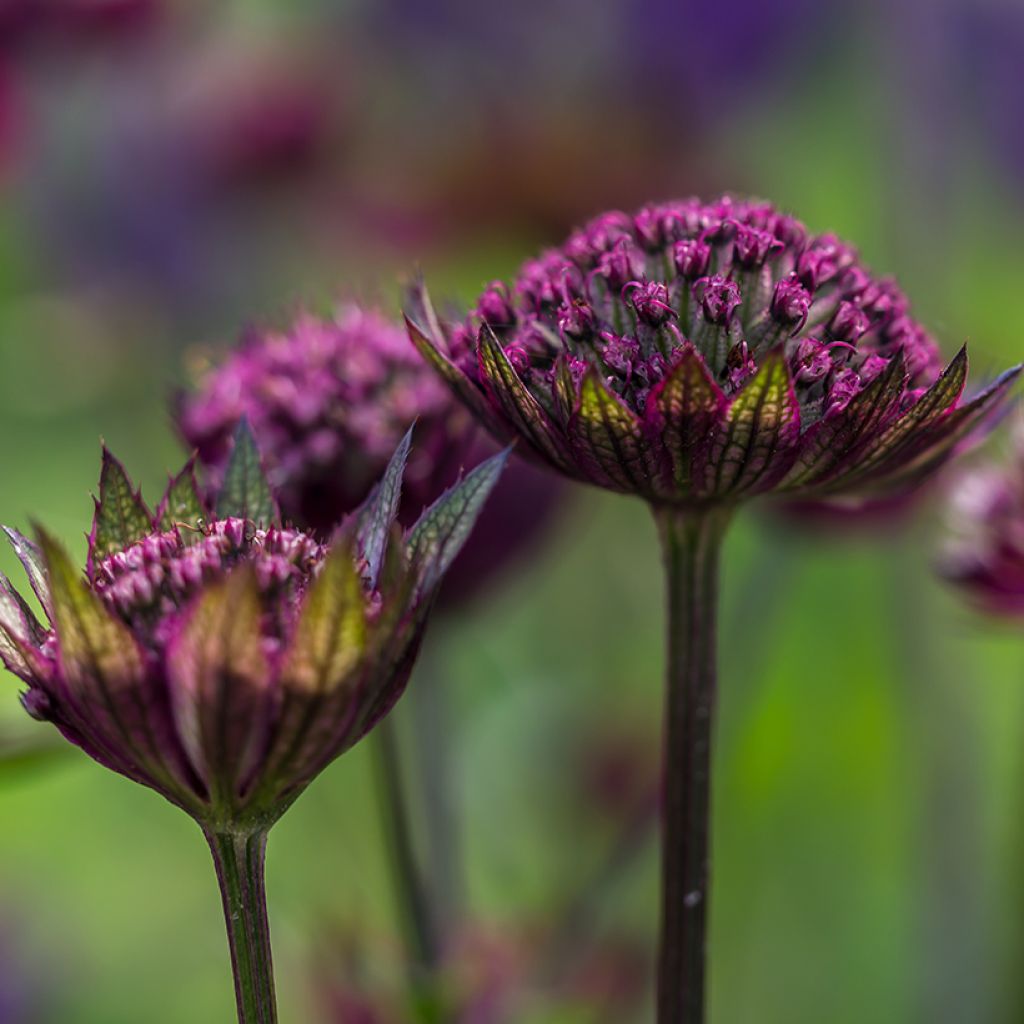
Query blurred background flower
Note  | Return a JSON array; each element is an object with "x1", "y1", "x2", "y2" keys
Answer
[{"x1": 2, "y1": 1, "x2": 1024, "y2": 1022}]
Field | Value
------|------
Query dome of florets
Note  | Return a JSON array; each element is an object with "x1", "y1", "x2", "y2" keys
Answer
[
  {"x1": 91, "y1": 518, "x2": 325, "y2": 642},
  {"x1": 462, "y1": 197, "x2": 942, "y2": 424},
  {"x1": 409, "y1": 195, "x2": 1018, "y2": 505}
]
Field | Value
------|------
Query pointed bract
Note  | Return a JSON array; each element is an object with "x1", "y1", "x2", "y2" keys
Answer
[
  {"x1": 354, "y1": 427, "x2": 411, "y2": 589},
  {"x1": 644, "y1": 345, "x2": 726, "y2": 495},
  {"x1": 0, "y1": 573, "x2": 46, "y2": 681},
  {"x1": 707, "y1": 350, "x2": 800, "y2": 496},
  {"x1": 407, "y1": 448, "x2": 510, "y2": 600},
  {"x1": 569, "y1": 369, "x2": 651, "y2": 492},
  {"x1": 2, "y1": 527, "x2": 50, "y2": 622},
  {"x1": 167, "y1": 568, "x2": 271, "y2": 810},
  {"x1": 157, "y1": 456, "x2": 206, "y2": 533},
  {"x1": 477, "y1": 325, "x2": 573, "y2": 471},
  {"x1": 216, "y1": 418, "x2": 279, "y2": 528},
  {"x1": 88, "y1": 448, "x2": 153, "y2": 573}
]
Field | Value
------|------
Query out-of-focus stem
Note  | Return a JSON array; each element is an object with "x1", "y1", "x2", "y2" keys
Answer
[{"x1": 375, "y1": 717, "x2": 442, "y2": 977}]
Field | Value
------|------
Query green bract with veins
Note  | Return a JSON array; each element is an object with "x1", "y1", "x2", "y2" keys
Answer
[{"x1": 0, "y1": 420, "x2": 508, "y2": 830}]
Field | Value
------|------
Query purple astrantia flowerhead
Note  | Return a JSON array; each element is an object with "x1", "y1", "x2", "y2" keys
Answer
[
  {"x1": 940, "y1": 423, "x2": 1024, "y2": 615},
  {"x1": 408, "y1": 195, "x2": 1021, "y2": 507},
  {"x1": 0, "y1": 426, "x2": 506, "y2": 830},
  {"x1": 176, "y1": 302, "x2": 563, "y2": 603}
]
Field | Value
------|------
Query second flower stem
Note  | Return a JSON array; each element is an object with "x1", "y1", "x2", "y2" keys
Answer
[
  {"x1": 653, "y1": 503, "x2": 732, "y2": 1024},
  {"x1": 375, "y1": 716, "x2": 441, "y2": 975}
]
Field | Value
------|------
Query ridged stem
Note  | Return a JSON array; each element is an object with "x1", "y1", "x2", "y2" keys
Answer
[
  {"x1": 653, "y1": 503, "x2": 732, "y2": 1024},
  {"x1": 205, "y1": 828, "x2": 277, "y2": 1024}
]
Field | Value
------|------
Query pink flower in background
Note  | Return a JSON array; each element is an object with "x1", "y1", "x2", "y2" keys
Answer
[
  {"x1": 941, "y1": 422, "x2": 1024, "y2": 614},
  {"x1": 177, "y1": 303, "x2": 565, "y2": 604}
]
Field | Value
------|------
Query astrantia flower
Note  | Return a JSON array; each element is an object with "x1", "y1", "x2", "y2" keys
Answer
[
  {"x1": 409, "y1": 195, "x2": 1016, "y2": 506},
  {"x1": 0, "y1": 426, "x2": 506, "y2": 1023},
  {"x1": 408, "y1": 195, "x2": 1021, "y2": 1024},
  {"x1": 940, "y1": 423, "x2": 1024, "y2": 614},
  {"x1": 177, "y1": 303, "x2": 561, "y2": 601}
]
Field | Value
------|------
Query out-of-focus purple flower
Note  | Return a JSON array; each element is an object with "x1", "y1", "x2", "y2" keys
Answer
[
  {"x1": 339, "y1": 0, "x2": 822, "y2": 241},
  {"x1": 573, "y1": 721, "x2": 660, "y2": 830},
  {"x1": 410, "y1": 195, "x2": 1019, "y2": 508},
  {"x1": 0, "y1": 0, "x2": 160, "y2": 49},
  {"x1": 940, "y1": 423, "x2": 1024, "y2": 614},
  {"x1": 953, "y1": 5, "x2": 1024, "y2": 186},
  {"x1": 18, "y1": 27, "x2": 334, "y2": 311},
  {"x1": 315, "y1": 919, "x2": 649, "y2": 1023},
  {"x1": 619, "y1": 0, "x2": 823, "y2": 123},
  {"x1": 177, "y1": 303, "x2": 565, "y2": 605},
  {"x1": 0, "y1": 432, "x2": 506, "y2": 828}
]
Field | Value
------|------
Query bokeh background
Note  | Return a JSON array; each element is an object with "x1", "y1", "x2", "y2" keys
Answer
[{"x1": 2, "y1": 1, "x2": 1024, "y2": 1021}]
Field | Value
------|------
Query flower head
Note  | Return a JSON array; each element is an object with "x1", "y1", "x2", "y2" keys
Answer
[
  {"x1": 940, "y1": 422, "x2": 1024, "y2": 614},
  {"x1": 408, "y1": 196, "x2": 1020, "y2": 506},
  {"x1": 0, "y1": 426, "x2": 506, "y2": 829},
  {"x1": 176, "y1": 302, "x2": 563, "y2": 602}
]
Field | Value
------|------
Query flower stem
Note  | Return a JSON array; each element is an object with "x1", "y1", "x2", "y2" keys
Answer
[
  {"x1": 374, "y1": 716, "x2": 441, "y2": 975},
  {"x1": 205, "y1": 828, "x2": 278, "y2": 1024},
  {"x1": 653, "y1": 503, "x2": 732, "y2": 1024}
]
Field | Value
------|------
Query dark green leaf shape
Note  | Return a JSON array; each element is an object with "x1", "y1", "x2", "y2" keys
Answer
[
  {"x1": 404, "y1": 292, "x2": 510, "y2": 440},
  {"x1": 215, "y1": 418, "x2": 278, "y2": 527},
  {"x1": 89, "y1": 448, "x2": 153, "y2": 571},
  {"x1": 157, "y1": 457, "x2": 206, "y2": 534},
  {"x1": 478, "y1": 325, "x2": 574, "y2": 471},
  {"x1": 356, "y1": 428, "x2": 411, "y2": 588},
  {"x1": 569, "y1": 368, "x2": 649, "y2": 492},
  {"x1": 407, "y1": 448, "x2": 510, "y2": 599},
  {"x1": 708, "y1": 350, "x2": 800, "y2": 496},
  {"x1": 0, "y1": 572, "x2": 45, "y2": 680},
  {"x1": 646, "y1": 345, "x2": 726, "y2": 494}
]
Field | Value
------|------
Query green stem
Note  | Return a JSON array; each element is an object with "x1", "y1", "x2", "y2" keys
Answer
[
  {"x1": 205, "y1": 828, "x2": 278, "y2": 1024},
  {"x1": 375, "y1": 716, "x2": 442, "y2": 976},
  {"x1": 653, "y1": 503, "x2": 732, "y2": 1024},
  {"x1": 408, "y1": 642, "x2": 464, "y2": 935}
]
